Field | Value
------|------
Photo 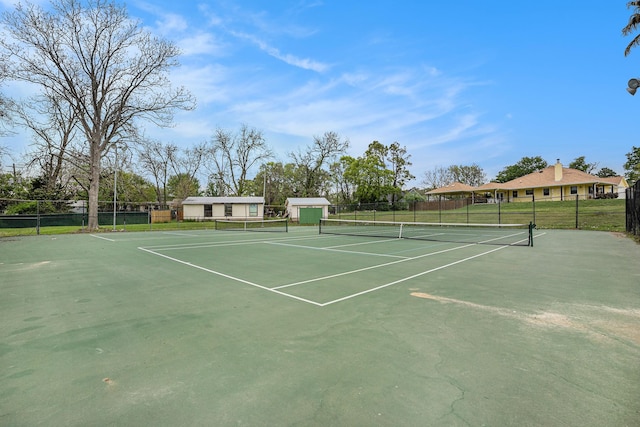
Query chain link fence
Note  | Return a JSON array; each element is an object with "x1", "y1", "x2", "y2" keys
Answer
[
  {"x1": 0, "y1": 195, "x2": 628, "y2": 236},
  {"x1": 330, "y1": 196, "x2": 626, "y2": 231}
]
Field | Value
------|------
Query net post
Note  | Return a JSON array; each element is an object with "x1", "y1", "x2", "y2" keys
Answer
[
  {"x1": 399, "y1": 223, "x2": 403, "y2": 239},
  {"x1": 528, "y1": 221, "x2": 535, "y2": 247}
]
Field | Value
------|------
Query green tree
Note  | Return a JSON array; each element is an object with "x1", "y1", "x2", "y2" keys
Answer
[
  {"x1": 596, "y1": 167, "x2": 619, "y2": 178},
  {"x1": 167, "y1": 173, "x2": 200, "y2": 200},
  {"x1": 343, "y1": 148, "x2": 396, "y2": 205},
  {"x1": 448, "y1": 163, "x2": 486, "y2": 186},
  {"x1": 99, "y1": 169, "x2": 155, "y2": 204},
  {"x1": 247, "y1": 161, "x2": 297, "y2": 206},
  {"x1": 568, "y1": 156, "x2": 597, "y2": 174},
  {"x1": 386, "y1": 142, "x2": 414, "y2": 206},
  {"x1": 495, "y1": 156, "x2": 548, "y2": 183},
  {"x1": 623, "y1": 1, "x2": 640, "y2": 56},
  {"x1": 624, "y1": 146, "x2": 640, "y2": 184}
]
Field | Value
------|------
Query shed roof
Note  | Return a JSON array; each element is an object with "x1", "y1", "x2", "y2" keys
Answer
[
  {"x1": 182, "y1": 196, "x2": 264, "y2": 205},
  {"x1": 285, "y1": 197, "x2": 331, "y2": 206}
]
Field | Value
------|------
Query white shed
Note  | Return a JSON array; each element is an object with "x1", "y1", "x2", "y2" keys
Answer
[
  {"x1": 285, "y1": 197, "x2": 331, "y2": 224},
  {"x1": 182, "y1": 197, "x2": 265, "y2": 221}
]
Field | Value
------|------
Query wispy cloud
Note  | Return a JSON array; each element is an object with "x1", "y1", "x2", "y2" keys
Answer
[
  {"x1": 230, "y1": 31, "x2": 329, "y2": 72},
  {"x1": 177, "y1": 32, "x2": 226, "y2": 57}
]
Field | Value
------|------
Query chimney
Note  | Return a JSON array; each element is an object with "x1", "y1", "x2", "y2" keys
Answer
[{"x1": 554, "y1": 159, "x2": 562, "y2": 181}]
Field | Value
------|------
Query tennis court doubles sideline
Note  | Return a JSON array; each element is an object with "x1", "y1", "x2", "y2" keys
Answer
[{"x1": 138, "y1": 228, "x2": 539, "y2": 307}]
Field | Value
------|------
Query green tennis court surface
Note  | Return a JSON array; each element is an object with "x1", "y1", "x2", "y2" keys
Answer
[{"x1": 1, "y1": 226, "x2": 639, "y2": 425}]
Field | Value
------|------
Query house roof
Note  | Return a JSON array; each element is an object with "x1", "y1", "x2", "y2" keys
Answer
[
  {"x1": 182, "y1": 196, "x2": 264, "y2": 205},
  {"x1": 475, "y1": 182, "x2": 511, "y2": 192},
  {"x1": 425, "y1": 163, "x2": 626, "y2": 194},
  {"x1": 500, "y1": 166, "x2": 613, "y2": 190},
  {"x1": 426, "y1": 182, "x2": 476, "y2": 195},
  {"x1": 285, "y1": 197, "x2": 331, "y2": 206},
  {"x1": 598, "y1": 176, "x2": 629, "y2": 188}
]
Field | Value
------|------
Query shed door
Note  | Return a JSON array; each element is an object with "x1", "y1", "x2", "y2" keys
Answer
[{"x1": 299, "y1": 207, "x2": 323, "y2": 225}]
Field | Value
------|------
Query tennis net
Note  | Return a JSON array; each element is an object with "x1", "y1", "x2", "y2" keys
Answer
[
  {"x1": 214, "y1": 218, "x2": 288, "y2": 232},
  {"x1": 319, "y1": 219, "x2": 535, "y2": 246}
]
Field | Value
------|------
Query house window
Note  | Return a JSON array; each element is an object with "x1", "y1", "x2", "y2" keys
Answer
[
  {"x1": 525, "y1": 189, "x2": 533, "y2": 196},
  {"x1": 224, "y1": 203, "x2": 233, "y2": 216},
  {"x1": 204, "y1": 204, "x2": 212, "y2": 217},
  {"x1": 249, "y1": 204, "x2": 258, "y2": 217},
  {"x1": 570, "y1": 186, "x2": 578, "y2": 195},
  {"x1": 512, "y1": 191, "x2": 518, "y2": 198},
  {"x1": 543, "y1": 188, "x2": 550, "y2": 196}
]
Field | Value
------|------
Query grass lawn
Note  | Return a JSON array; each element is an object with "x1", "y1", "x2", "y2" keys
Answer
[{"x1": 333, "y1": 199, "x2": 627, "y2": 232}]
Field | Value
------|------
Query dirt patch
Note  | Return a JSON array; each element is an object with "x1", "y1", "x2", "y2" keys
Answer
[
  {"x1": 410, "y1": 292, "x2": 640, "y2": 347},
  {"x1": 410, "y1": 292, "x2": 441, "y2": 301},
  {"x1": 524, "y1": 312, "x2": 585, "y2": 330}
]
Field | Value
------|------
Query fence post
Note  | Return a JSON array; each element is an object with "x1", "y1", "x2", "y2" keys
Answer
[
  {"x1": 575, "y1": 194, "x2": 579, "y2": 229},
  {"x1": 36, "y1": 200, "x2": 40, "y2": 235},
  {"x1": 466, "y1": 198, "x2": 470, "y2": 224}
]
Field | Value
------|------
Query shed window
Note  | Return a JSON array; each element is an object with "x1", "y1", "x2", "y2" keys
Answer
[
  {"x1": 512, "y1": 191, "x2": 518, "y2": 198},
  {"x1": 525, "y1": 189, "x2": 533, "y2": 196},
  {"x1": 225, "y1": 203, "x2": 232, "y2": 216},
  {"x1": 570, "y1": 186, "x2": 578, "y2": 195},
  {"x1": 543, "y1": 188, "x2": 550, "y2": 196},
  {"x1": 249, "y1": 204, "x2": 258, "y2": 217},
  {"x1": 204, "y1": 204, "x2": 212, "y2": 217}
]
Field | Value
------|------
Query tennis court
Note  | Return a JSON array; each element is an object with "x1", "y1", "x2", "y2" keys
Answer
[{"x1": 1, "y1": 223, "x2": 639, "y2": 426}]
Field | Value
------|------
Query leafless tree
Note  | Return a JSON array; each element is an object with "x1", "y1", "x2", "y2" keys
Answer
[
  {"x1": 289, "y1": 131, "x2": 349, "y2": 197},
  {"x1": 0, "y1": 0, "x2": 195, "y2": 229},
  {"x1": 208, "y1": 124, "x2": 272, "y2": 196},
  {"x1": 135, "y1": 138, "x2": 177, "y2": 207},
  {"x1": 168, "y1": 142, "x2": 208, "y2": 200},
  {"x1": 422, "y1": 166, "x2": 454, "y2": 190},
  {"x1": 13, "y1": 89, "x2": 80, "y2": 194}
]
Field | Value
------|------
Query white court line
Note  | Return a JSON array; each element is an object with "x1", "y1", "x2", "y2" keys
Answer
[
  {"x1": 265, "y1": 241, "x2": 410, "y2": 259},
  {"x1": 318, "y1": 245, "x2": 509, "y2": 306},
  {"x1": 141, "y1": 233, "x2": 322, "y2": 251},
  {"x1": 324, "y1": 238, "x2": 405, "y2": 249},
  {"x1": 137, "y1": 246, "x2": 324, "y2": 307},
  {"x1": 273, "y1": 243, "x2": 477, "y2": 290},
  {"x1": 138, "y1": 231, "x2": 546, "y2": 307},
  {"x1": 274, "y1": 232, "x2": 534, "y2": 290},
  {"x1": 162, "y1": 231, "x2": 202, "y2": 237},
  {"x1": 90, "y1": 234, "x2": 115, "y2": 242}
]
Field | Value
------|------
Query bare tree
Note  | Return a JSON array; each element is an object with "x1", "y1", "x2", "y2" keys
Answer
[
  {"x1": 289, "y1": 131, "x2": 349, "y2": 197},
  {"x1": 422, "y1": 166, "x2": 454, "y2": 190},
  {"x1": 13, "y1": 89, "x2": 80, "y2": 195},
  {"x1": 208, "y1": 124, "x2": 272, "y2": 196},
  {"x1": 168, "y1": 142, "x2": 207, "y2": 200},
  {"x1": 135, "y1": 138, "x2": 177, "y2": 207},
  {"x1": 0, "y1": 0, "x2": 195, "y2": 229}
]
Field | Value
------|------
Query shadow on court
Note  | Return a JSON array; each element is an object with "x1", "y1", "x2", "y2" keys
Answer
[{"x1": 0, "y1": 228, "x2": 639, "y2": 426}]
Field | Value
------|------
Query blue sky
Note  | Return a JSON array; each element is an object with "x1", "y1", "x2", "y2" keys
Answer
[{"x1": 2, "y1": 0, "x2": 639, "y2": 184}]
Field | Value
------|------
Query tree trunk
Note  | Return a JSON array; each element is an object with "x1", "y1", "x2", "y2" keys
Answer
[{"x1": 87, "y1": 139, "x2": 101, "y2": 230}]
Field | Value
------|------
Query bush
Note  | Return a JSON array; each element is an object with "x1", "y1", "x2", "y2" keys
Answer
[{"x1": 594, "y1": 193, "x2": 618, "y2": 199}]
